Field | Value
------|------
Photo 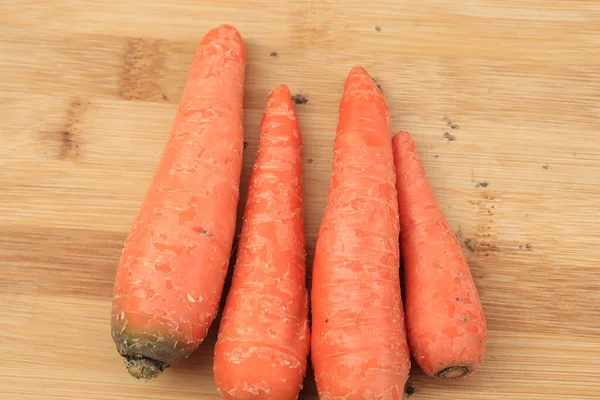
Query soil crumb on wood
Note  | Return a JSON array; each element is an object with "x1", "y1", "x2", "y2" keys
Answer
[
  {"x1": 371, "y1": 76, "x2": 383, "y2": 91},
  {"x1": 292, "y1": 94, "x2": 309, "y2": 105},
  {"x1": 375, "y1": 26, "x2": 381, "y2": 32},
  {"x1": 476, "y1": 182, "x2": 489, "y2": 188},
  {"x1": 542, "y1": 164, "x2": 549, "y2": 170},
  {"x1": 307, "y1": 158, "x2": 314, "y2": 164},
  {"x1": 444, "y1": 132, "x2": 457, "y2": 141},
  {"x1": 443, "y1": 116, "x2": 460, "y2": 131},
  {"x1": 464, "y1": 238, "x2": 475, "y2": 252},
  {"x1": 269, "y1": 51, "x2": 278, "y2": 57}
]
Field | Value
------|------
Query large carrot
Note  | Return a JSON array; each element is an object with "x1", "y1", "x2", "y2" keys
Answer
[
  {"x1": 214, "y1": 85, "x2": 310, "y2": 399},
  {"x1": 311, "y1": 67, "x2": 410, "y2": 399},
  {"x1": 392, "y1": 130, "x2": 488, "y2": 379},
  {"x1": 110, "y1": 24, "x2": 246, "y2": 379}
]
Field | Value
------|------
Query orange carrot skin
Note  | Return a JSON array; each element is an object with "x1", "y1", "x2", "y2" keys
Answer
[
  {"x1": 311, "y1": 67, "x2": 410, "y2": 399},
  {"x1": 214, "y1": 85, "x2": 310, "y2": 400},
  {"x1": 110, "y1": 25, "x2": 246, "y2": 379},
  {"x1": 393, "y1": 131, "x2": 487, "y2": 379}
]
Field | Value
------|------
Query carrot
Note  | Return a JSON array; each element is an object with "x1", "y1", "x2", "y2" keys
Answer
[
  {"x1": 110, "y1": 24, "x2": 246, "y2": 379},
  {"x1": 311, "y1": 67, "x2": 410, "y2": 399},
  {"x1": 213, "y1": 84, "x2": 310, "y2": 399},
  {"x1": 392, "y1": 130, "x2": 488, "y2": 379}
]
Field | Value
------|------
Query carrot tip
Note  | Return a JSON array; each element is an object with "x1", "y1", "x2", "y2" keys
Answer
[
  {"x1": 201, "y1": 24, "x2": 246, "y2": 61},
  {"x1": 270, "y1": 84, "x2": 292, "y2": 100},
  {"x1": 348, "y1": 66, "x2": 369, "y2": 77},
  {"x1": 124, "y1": 356, "x2": 166, "y2": 380},
  {"x1": 436, "y1": 365, "x2": 471, "y2": 379}
]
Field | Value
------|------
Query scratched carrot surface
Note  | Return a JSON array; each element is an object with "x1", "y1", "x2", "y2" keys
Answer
[
  {"x1": 110, "y1": 24, "x2": 246, "y2": 379},
  {"x1": 311, "y1": 67, "x2": 410, "y2": 399},
  {"x1": 214, "y1": 85, "x2": 310, "y2": 400},
  {"x1": 392, "y1": 130, "x2": 487, "y2": 379}
]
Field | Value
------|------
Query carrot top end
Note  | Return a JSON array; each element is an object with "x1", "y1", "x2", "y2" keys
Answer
[
  {"x1": 124, "y1": 356, "x2": 166, "y2": 380},
  {"x1": 436, "y1": 365, "x2": 471, "y2": 379}
]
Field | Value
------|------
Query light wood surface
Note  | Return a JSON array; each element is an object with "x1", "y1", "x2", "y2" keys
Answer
[{"x1": 1, "y1": 1, "x2": 599, "y2": 399}]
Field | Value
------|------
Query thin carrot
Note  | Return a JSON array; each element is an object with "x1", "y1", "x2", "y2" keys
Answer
[
  {"x1": 214, "y1": 84, "x2": 310, "y2": 400},
  {"x1": 311, "y1": 67, "x2": 410, "y2": 399},
  {"x1": 392, "y1": 130, "x2": 488, "y2": 379},
  {"x1": 110, "y1": 24, "x2": 246, "y2": 379}
]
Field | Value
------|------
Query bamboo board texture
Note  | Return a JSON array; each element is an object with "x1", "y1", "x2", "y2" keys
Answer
[{"x1": 1, "y1": 1, "x2": 599, "y2": 399}]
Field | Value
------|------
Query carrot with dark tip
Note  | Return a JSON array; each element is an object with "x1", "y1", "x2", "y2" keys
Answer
[
  {"x1": 311, "y1": 67, "x2": 410, "y2": 399},
  {"x1": 392, "y1": 130, "x2": 488, "y2": 379},
  {"x1": 214, "y1": 84, "x2": 310, "y2": 400},
  {"x1": 110, "y1": 24, "x2": 246, "y2": 379}
]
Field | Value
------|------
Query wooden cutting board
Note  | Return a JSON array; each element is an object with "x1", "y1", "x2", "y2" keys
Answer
[{"x1": 1, "y1": 1, "x2": 599, "y2": 399}]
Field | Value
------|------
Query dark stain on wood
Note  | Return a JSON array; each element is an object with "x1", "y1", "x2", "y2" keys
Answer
[
  {"x1": 463, "y1": 191, "x2": 500, "y2": 257},
  {"x1": 120, "y1": 38, "x2": 167, "y2": 101},
  {"x1": 53, "y1": 97, "x2": 90, "y2": 160}
]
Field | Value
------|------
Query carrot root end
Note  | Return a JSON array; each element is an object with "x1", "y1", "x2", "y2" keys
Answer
[
  {"x1": 436, "y1": 365, "x2": 470, "y2": 379},
  {"x1": 124, "y1": 355, "x2": 166, "y2": 380}
]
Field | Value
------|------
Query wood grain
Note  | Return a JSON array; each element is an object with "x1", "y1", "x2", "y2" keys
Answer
[{"x1": 1, "y1": 1, "x2": 599, "y2": 399}]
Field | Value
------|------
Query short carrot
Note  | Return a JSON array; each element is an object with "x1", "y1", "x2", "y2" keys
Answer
[
  {"x1": 311, "y1": 67, "x2": 410, "y2": 399},
  {"x1": 213, "y1": 84, "x2": 310, "y2": 400},
  {"x1": 392, "y1": 130, "x2": 488, "y2": 379},
  {"x1": 110, "y1": 24, "x2": 246, "y2": 379}
]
